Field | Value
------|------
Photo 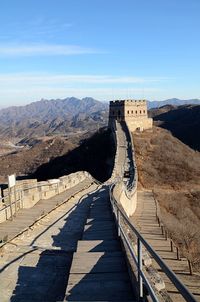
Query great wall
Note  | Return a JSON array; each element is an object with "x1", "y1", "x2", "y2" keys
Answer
[{"x1": 0, "y1": 100, "x2": 198, "y2": 302}]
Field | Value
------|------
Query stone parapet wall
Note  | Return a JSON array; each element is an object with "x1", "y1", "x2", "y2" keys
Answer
[
  {"x1": 0, "y1": 171, "x2": 93, "y2": 223},
  {"x1": 120, "y1": 122, "x2": 138, "y2": 217},
  {"x1": 110, "y1": 120, "x2": 138, "y2": 217},
  {"x1": 108, "y1": 120, "x2": 121, "y2": 182},
  {"x1": 108, "y1": 120, "x2": 128, "y2": 183}
]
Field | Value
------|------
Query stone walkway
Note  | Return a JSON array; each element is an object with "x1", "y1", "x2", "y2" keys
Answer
[
  {"x1": 131, "y1": 190, "x2": 200, "y2": 302},
  {"x1": 0, "y1": 184, "x2": 136, "y2": 302},
  {"x1": 0, "y1": 178, "x2": 93, "y2": 245},
  {"x1": 65, "y1": 185, "x2": 135, "y2": 301}
]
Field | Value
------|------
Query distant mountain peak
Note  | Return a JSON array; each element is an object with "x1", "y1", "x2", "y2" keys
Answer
[{"x1": 148, "y1": 98, "x2": 200, "y2": 109}]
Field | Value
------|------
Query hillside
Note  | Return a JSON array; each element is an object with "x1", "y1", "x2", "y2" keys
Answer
[
  {"x1": 0, "y1": 97, "x2": 108, "y2": 141},
  {"x1": 151, "y1": 104, "x2": 200, "y2": 151},
  {"x1": 0, "y1": 127, "x2": 114, "y2": 184},
  {"x1": 133, "y1": 127, "x2": 200, "y2": 269},
  {"x1": 134, "y1": 127, "x2": 200, "y2": 190},
  {"x1": 0, "y1": 137, "x2": 76, "y2": 183},
  {"x1": 148, "y1": 104, "x2": 176, "y2": 118},
  {"x1": 31, "y1": 128, "x2": 115, "y2": 183}
]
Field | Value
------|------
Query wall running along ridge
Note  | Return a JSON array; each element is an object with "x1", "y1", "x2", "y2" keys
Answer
[{"x1": 0, "y1": 118, "x2": 137, "y2": 223}]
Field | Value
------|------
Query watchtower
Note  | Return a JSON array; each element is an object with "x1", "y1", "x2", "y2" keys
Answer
[{"x1": 109, "y1": 99, "x2": 152, "y2": 131}]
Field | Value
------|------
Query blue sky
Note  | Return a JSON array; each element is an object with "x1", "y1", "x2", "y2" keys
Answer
[{"x1": 0, "y1": 0, "x2": 200, "y2": 106}]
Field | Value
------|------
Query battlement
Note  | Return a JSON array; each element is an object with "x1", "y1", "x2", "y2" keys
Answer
[{"x1": 110, "y1": 99, "x2": 146, "y2": 106}]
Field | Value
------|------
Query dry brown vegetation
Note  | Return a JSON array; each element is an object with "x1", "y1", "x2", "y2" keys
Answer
[{"x1": 133, "y1": 126, "x2": 200, "y2": 270}]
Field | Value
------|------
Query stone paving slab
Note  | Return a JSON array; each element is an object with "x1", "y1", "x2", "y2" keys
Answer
[
  {"x1": 77, "y1": 239, "x2": 121, "y2": 252},
  {"x1": 65, "y1": 278, "x2": 134, "y2": 301}
]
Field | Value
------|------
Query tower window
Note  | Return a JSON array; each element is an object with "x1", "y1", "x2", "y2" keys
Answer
[
  {"x1": 135, "y1": 110, "x2": 137, "y2": 114},
  {"x1": 127, "y1": 110, "x2": 129, "y2": 114},
  {"x1": 131, "y1": 110, "x2": 133, "y2": 114},
  {"x1": 143, "y1": 110, "x2": 145, "y2": 114},
  {"x1": 140, "y1": 110, "x2": 142, "y2": 114}
]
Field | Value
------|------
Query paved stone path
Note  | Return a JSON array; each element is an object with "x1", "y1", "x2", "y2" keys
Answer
[
  {"x1": 64, "y1": 185, "x2": 135, "y2": 301},
  {"x1": 0, "y1": 184, "x2": 136, "y2": 302},
  {"x1": 132, "y1": 190, "x2": 200, "y2": 302},
  {"x1": 0, "y1": 178, "x2": 92, "y2": 245}
]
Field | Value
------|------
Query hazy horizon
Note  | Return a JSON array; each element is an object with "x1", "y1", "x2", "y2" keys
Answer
[{"x1": 0, "y1": 96, "x2": 200, "y2": 110}]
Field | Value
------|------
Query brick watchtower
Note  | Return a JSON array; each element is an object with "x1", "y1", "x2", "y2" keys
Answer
[{"x1": 109, "y1": 99, "x2": 152, "y2": 131}]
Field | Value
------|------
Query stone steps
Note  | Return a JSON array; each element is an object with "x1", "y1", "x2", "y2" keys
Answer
[
  {"x1": 133, "y1": 190, "x2": 200, "y2": 302},
  {"x1": 70, "y1": 253, "x2": 126, "y2": 274},
  {"x1": 82, "y1": 230, "x2": 117, "y2": 240},
  {"x1": 77, "y1": 239, "x2": 121, "y2": 252},
  {"x1": 86, "y1": 217, "x2": 113, "y2": 223},
  {"x1": 65, "y1": 278, "x2": 134, "y2": 301}
]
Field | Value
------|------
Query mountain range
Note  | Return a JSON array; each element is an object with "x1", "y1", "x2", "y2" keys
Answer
[
  {"x1": 0, "y1": 96, "x2": 199, "y2": 182},
  {"x1": 0, "y1": 96, "x2": 199, "y2": 143},
  {"x1": 0, "y1": 97, "x2": 108, "y2": 141},
  {"x1": 147, "y1": 98, "x2": 200, "y2": 109}
]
